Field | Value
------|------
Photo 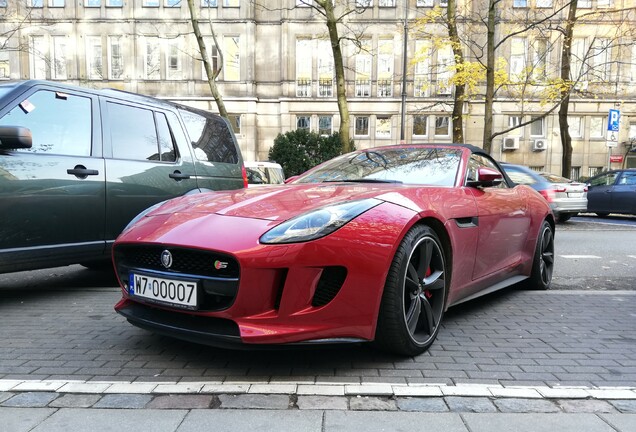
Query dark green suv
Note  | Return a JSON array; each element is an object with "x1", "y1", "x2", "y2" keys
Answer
[{"x1": 0, "y1": 80, "x2": 247, "y2": 274}]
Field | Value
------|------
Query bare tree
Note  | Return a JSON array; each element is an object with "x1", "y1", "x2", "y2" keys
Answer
[{"x1": 186, "y1": 0, "x2": 229, "y2": 119}]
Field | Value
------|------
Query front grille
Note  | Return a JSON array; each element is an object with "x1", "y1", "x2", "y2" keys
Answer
[
  {"x1": 115, "y1": 245, "x2": 239, "y2": 278},
  {"x1": 312, "y1": 266, "x2": 347, "y2": 307},
  {"x1": 114, "y1": 244, "x2": 240, "y2": 311}
]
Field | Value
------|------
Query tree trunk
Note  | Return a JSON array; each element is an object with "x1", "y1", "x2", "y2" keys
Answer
[
  {"x1": 448, "y1": 0, "x2": 465, "y2": 144},
  {"x1": 559, "y1": 0, "x2": 578, "y2": 178},
  {"x1": 187, "y1": 0, "x2": 229, "y2": 119},
  {"x1": 482, "y1": 0, "x2": 497, "y2": 154},
  {"x1": 321, "y1": 1, "x2": 352, "y2": 153}
]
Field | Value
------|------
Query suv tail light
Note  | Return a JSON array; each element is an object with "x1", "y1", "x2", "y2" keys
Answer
[
  {"x1": 539, "y1": 188, "x2": 555, "y2": 203},
  {"x1": 241, "y1": 165, "x2": 248, "y2": 188}
]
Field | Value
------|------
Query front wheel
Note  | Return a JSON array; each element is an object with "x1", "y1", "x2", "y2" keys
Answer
[
  {"x1": 374, "y1": 224, "x2": 448, "y2": 356},
  {"x1": 522, "y1": 220, "x2": 554, "y2": 290}
]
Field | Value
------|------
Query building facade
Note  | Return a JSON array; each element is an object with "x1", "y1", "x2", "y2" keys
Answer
[{"x1": 1, "y1": 0, "x2": 635, "y2": 176}]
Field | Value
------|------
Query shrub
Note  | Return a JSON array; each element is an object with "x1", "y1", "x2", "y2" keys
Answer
[{"x1": 268, "y1": 130, "x2": 354, "y2": 177}]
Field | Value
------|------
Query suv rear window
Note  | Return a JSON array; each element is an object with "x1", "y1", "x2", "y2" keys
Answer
[{"x1": 179, "y1": 108, "x2": 239, "y2": 164}]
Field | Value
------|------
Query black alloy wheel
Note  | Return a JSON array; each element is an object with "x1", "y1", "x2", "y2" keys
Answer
[
  {"x1": 524, "y1": 220, "x2": 554, "y2": 290},
  {"x1": 375, "y1": 224, "x2": 448, "y2": 356}
]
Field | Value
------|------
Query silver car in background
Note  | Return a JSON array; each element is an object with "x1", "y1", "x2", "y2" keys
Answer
[{"x1": 501, "y1": 163, "x2": 587, "y2": 223}]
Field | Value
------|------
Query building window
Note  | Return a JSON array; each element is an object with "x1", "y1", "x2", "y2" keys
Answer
[
  {"x1": 0, "y1": 0, "x2": 7, "y2": 5},
  {"x1": 532, "y1": 38, "x2": 548, "y2": 80},
  {"x1": 356, "y1": 0, "x2": 372, "y2": 6},
  {"x1": 52, "y1": 36, "x2": 67, "y2": 80},
  {"x1": 224, "y1": 36, "x2": 240, "y2": 81},
  {"x1": 379, "y1": 0, "x2": 395, "y2": 6},
  {"x1": 317, "y1": 40, "x2": 334, "y2": 97},
  {"x1": 413, "y1": 115, "x2": 428, "y2": 137},
  {"x1": 319, "y1": 116, "x2": 332, "y2": 136},
  {"x1": 377, "y1": 39, "x2": 393, "y2": 97},
  {"x1": 414, "y1": 40, "x2": 431, "y2": 97},
  {"x1": 578, "y1": 0, "x2": 591, "y2": 7},
  {"x1": 570, "y1": 167, "x2": 581, "y2": 181},
  {"x1": 631, "y1": 44, "x2": 636, "y2": 81},
  {"x1": 165, "y1": 0, "x2": 180, "y2": 6},
  {"x1": 355, "y1": 42, "x2": 372, "y2": 97},
  {"x1": 296, "y1": 39, "x2": 312, "y2": 97},
  {"x1": 29, "y1": 36, "x2": 47, "y2": 79},
  {"x1": 296, "y1": 0, "x2": 310, "y2": 6},
  {"x1": 200, "y1": 39, "x2": 218, "y2": 80},
  {"x1": 85, "y1": 0, "x2": 100, "y2": 7},
  {"x1": 107, "y1": 0, "x2": 123, "y2": 6},
  {"x1": 597, "y1": 0, "x2": 613, "y2": 8},
  {"x1": 536, "y1": 0, "x2": 552, "y2": 7},
  {"x1": 510, "y1": 37, "x2": 527, "y2": 79},
  {"x1": 436, "y1": 45, "x2": 453, "y2": 95},
  {"x1": 86, "y1": 36, "x2": 103, "y2": 80},
  {"x1": 108, "y1": 36, "x2": 124, "y2": 80},
  {"x1": 416, "y1": 0, "x2": 433, "y2": 6},
  {"x1": 144, "y1": 37, "x2": 161, "y2": 80},
  {"x1": 529, "y1": 166, "x2": 544, "y2": 173},
  {"x1": 49, "y1": 0, "x2": 64, "y2": 7},
  {"x1": 355, "y1": 116, "x2": 369, "y2": 136},
  {"x1": 0, "y1": 49, "x2": 8, "y2": 79},
  {"x1": 228, "y1": 114, "x2": 241, "y2": 134},
  {"x1": 202, "y1": 0, "x2": 217, "y2": 6},
  {"x1": 435, "y1": 116, "x2": 450, "y2": 137},
  {"x1": 142, "y1": 0, "x2": 159, "y2": 6},
  {"x1": 223, "y1": 0, "x2": 239, "y2": 6},
  {"x1": 376, "y1": 116, "x2": 391, "y2": 139},
  {"x1": 296, "y1": 115, "x2": 311, "y2": 130},
  {"x1": 530, "y1": 116, "x2": 544, "y2": 137},
  {"x1": 513, "y1": 0, "x2": 527, "y2": 6},
  {"x1": 29, "y1": 0, "x2": 43, "y2": 7},
  {"x1": 570, "y1": 38, "x2": 586, "y2": 83},
  {"x1": 166, "y1": 38, "x2": 182, "y2": 80},
  {"x1": 590, "y1": 38, "x2": 611, "y2": 82},
  {"x1": 568, "y1": 116, "x2": 582, "y2": 138},
  {"x1": 590, "y1": 116, "x2": 604, "y2": 138},
  {"x1": 589, "y1": 167, "x2": 603, "y2": 177}
]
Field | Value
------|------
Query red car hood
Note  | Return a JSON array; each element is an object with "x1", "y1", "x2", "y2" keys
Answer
[{"x1": 151, "y1": 183, "x2": 421, "y2": 221}]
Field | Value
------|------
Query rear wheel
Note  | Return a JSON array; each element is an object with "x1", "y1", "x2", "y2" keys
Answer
[
  {"x1": 522, "y1": 220, "x2": 554, "y2": 290},
  {"x1": 375, "y1": 225, "x2": 448, "y2": 356}
]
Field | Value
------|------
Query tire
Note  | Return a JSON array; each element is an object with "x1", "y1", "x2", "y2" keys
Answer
[
  {"x1": 595, "y1": 212, "x2": 609, "y2": 217},
  {"x1": 374, "y1": 224, "x2": 448, "y2": 356},
  {"x1": 522, "y1": 220, "x2": 554, "y2": 290},
  {"x1": 557, "y1": 214, "x2": 572, "y2": 223}
]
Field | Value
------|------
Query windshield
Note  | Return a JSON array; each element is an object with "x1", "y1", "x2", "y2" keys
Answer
[{"x1": 294, "y1": 147, "x2": 462, "y2": 186}]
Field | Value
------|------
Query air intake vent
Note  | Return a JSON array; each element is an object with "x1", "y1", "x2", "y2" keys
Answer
[
  {"x1": 532, "y1": 139, "x2": 548, "y2": 151},
  {"x1": 503, "y1": 136, "x2": 519, "y2": 150},
  {"x1": 312, "y1": 266, "x2": 347, "y2": 307}
]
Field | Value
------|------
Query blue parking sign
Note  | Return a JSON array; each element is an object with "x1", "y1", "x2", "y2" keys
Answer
[{"x1": 608, "y1": 109, "x2": 620, "y2": 132}]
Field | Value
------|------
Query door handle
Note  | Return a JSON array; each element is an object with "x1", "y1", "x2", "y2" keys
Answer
[
  {"x1": 67, "y1": 165, "x2": 99, "y2": 179},
  {"x1": 169, "y1": 170, "x2": 191, "y2": 180}
]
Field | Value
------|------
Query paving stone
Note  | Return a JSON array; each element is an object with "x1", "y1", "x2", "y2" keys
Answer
[
  {"x1": 1, "y1": 391, "x2": 59, "y2": 407},
  {"x1": 146, "y1": 394, "x2": 216, "y2": 409},
  {"x1": 609, "y1": 399, "x2": 636, "y2": 413},
  {"x1": 494, "y1": 398, "x2": 560, "y2": 413},
  {"x1": 296, "y1": 395, "x2": 348, "y2": 410},
  {"x1": 218, "y1": 394, "x2": 290, "y2": 409},
  {"x1": 445, "y1": 397, "x2": 498, "y2": 413},
  {"x1": 396, "y1": 397, "x2": 449, "y2": 412},
  {"x1": 93, "y1": 394, "x2": 152, "y2": 409},
  {"x1": 49, "y1": 393, "x2": 101, "y2": 408},
  {"x1": 349, "y1": 396, "x2": 397, "y2": 411},
  {"x1": 557, "y1": 399, "x2": 617, "y2": 413}
]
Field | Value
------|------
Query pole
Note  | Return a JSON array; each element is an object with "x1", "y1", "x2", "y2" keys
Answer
[{"x1": 399, "y1": 1, "x2": 408, "y2": 144}]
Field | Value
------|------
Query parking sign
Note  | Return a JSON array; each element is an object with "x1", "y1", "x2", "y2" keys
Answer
[{"x1": 608, "y1": 109, "x2": 620, "y2": 132}]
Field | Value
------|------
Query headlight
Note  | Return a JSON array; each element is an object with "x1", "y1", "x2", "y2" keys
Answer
[
  {"x1": 260, "y1": 198, "x2": 381, "y2": 244},
  {"x1": 121, "y1": 200, "x2": 167, "y2": 234}
]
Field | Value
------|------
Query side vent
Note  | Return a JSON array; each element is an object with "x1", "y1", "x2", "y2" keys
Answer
[
  {"x1": 311, "y1": 266, "x2": 347, "y2": 307},
  {"x1": 532, "y1": 138, "x2": 548, "y2": 151},
  {"x1": 503, "y1": 136, "x2": 520, "y2": 150}
]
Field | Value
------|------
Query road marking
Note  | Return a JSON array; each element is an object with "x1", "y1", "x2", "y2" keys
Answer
[{"x1": 559, "y1": 255, "x2": 602, "y2": 259}]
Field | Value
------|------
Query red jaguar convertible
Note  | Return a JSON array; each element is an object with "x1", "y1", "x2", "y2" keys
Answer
[{"x1": 113, "y1": 144, "x2": 554, "y2": 356}]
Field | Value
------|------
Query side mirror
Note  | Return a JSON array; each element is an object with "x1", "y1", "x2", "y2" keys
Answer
[
  {"x1": 467, "y1": 167, "x2": 504, "y2": 188},
  {"x1": 0, "y1": 126, "x2": 33, "y2": 149}
]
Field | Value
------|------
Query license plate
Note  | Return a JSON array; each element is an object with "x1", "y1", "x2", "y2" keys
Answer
[
  {"x1": 568, "y1": 192, "x2": 583, "y2": 198},
  {"x1": 129, "y1": 273, "x2": 197, "y2": 309}
]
